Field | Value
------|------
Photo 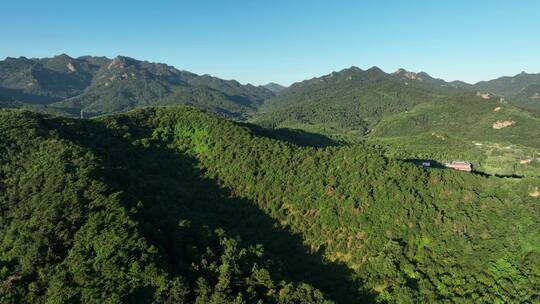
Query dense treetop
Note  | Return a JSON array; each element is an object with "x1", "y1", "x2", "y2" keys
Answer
[{"x1": 1, "y1": 106, "x2": 539, "y2": 303}]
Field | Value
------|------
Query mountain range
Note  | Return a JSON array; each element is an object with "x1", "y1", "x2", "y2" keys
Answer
[
  {"x1": 3, "y1": 54, "x2": 540, "y2": 177},
  {"x1": 257, "y1": 65, "x2": 540, "y2": 128},
  {"x1": 0, "y1": 54, "x2": 274, "y2": 118},
  {"x1": 2, "y1": 55, "x2": 540, "y2": 119}
]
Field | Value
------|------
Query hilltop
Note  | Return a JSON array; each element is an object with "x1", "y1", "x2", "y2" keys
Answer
[{"x1": 262, "y1": 82, "x2": 287, "y2": 94}]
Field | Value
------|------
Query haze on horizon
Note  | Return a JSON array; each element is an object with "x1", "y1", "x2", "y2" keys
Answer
[{"x1": 2, "y1": 0, "x2": 539, "y2": 86}]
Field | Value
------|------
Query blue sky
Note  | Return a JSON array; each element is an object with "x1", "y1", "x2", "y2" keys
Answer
[{"x1": 2, "y1": 0, "x2": 539, "y2": 85}]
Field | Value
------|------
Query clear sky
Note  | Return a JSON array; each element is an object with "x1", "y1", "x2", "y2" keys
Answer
[{"x1": 2, "y1": 0, "x2": 539, "y2": 86}]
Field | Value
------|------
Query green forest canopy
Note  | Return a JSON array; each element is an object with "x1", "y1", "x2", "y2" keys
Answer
[{"x1": 1, "y1": 106, "x2": 539, "y2": 303}]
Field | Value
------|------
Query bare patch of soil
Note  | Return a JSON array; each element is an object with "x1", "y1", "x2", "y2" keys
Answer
[{"x1": 492, "y1": 120, "x2": 515, "y2": 129}]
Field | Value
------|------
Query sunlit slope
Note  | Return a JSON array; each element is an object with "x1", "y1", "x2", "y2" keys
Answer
[{"x1": 370, "y1": 95, "x2": 540, "y2": 175}]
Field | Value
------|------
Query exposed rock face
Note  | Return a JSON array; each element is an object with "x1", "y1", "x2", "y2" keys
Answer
[
  {"x1": 107, "y1": 57, "x2": 127, "y2": 70},
  {"x1": 492, "y1": 120, "x2": 515, "y2": 129},
  {"x1": 67, "y1": 62, "x2": 76, "y2": 72},
  {"x1": 530, "y1": 93, "x2": 540, "y2": 99},
  {"x1": 394, "y1": 69, "x2": 423, "y2": 81},
  {"x1": 493, "y1": 107, "x2": 502, "y2": 112},
  {"x1": 476, "y1": 92, "x2": 491, "y2": 100},
  {"x1": 530, "y1": 187, "x2": 540, "y2": 197},
  {"x1": 520, "y1": 159, "x2": 532, "y2": 164}
]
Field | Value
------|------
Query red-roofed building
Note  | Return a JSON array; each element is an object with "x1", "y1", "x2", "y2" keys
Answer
[{"x1": 445, "y1": 161, "x2": 473, "y2": 172}]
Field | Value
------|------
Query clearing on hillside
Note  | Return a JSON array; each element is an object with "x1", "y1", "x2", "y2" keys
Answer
[{"x1": 492, "y1": 120, "x2": 515, "y2": 129}]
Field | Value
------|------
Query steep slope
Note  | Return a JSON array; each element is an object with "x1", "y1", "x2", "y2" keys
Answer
[
  {"x1": 0, "y1": 109, "x2": 333, "y2": 303},
  {"x1": 2, "y1": 106, "x2": 539, "y2": 303},
  {"x1": 0, "y1": 55, "x2": 274, "y2": 118}
]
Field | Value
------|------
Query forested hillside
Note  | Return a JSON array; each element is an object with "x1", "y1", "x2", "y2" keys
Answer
[
  {"x1": 1, "y1": 106, "x2": 539, "y2": 303},
  {"x1": 510, "y1": 83, "x2": 540, "y2": 110},
  {"x1": 0, "y1": 108, "x2": 332, "y2": 303},
  {"x1": 254, "y1": 67, "x2": 473, "y2": 139},
  {"x1": 474, "y1": 72, "x2": 540, "y2": 110},
  {"x1": 475, "y1": 72, "x2": 540, "y2": 96},
  {"x1": 370, "y1": 94, "x2": 540, "y2": 176},
  {"x1": 253, "y1": 66, "x2": 540, "y2": 176}
]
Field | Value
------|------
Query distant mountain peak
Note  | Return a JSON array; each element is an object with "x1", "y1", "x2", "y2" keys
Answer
[
  {"x1": 45, "y1": 54, "x2": 80, "y2": 73},
  {"x1": 363, "y1": 66, "x2": 386, "y2": 79},
  {"x1": 54, "y1": 53, "x2": 73, "y2": 60},
  {"x1": 346, "y1": 66, "x2": 363, "y2": 72},
  {"x1": 316, "y1": 66, "x2": 385, "y2": 83},
  {"x1": 5, "y1": 56, "x2": 30, "y2": 62},
  {"x1": 107, "y1": 56, "x2": 138, "y2": 70},
  {"x1": 262, "y1": 82, "x2": 286, "y2": 94},
  {"x1": 367, "y1": 66, "x2": 384, "y2": 73}
]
